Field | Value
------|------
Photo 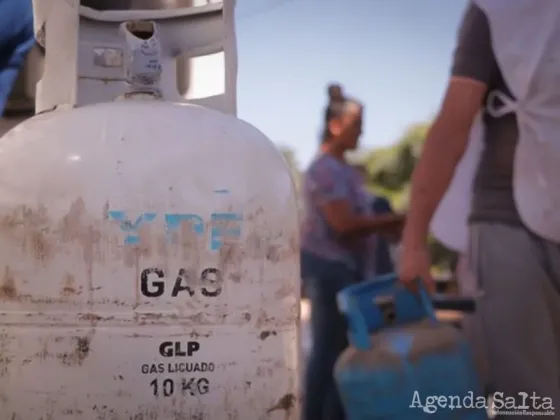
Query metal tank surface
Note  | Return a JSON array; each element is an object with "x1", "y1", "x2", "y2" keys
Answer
[
  {"x1": 0, "y1": 2, "x2": 301, "y2": 419},
  {"x1": 81, "y1": 0, "x2": 220, "y2": 11}
]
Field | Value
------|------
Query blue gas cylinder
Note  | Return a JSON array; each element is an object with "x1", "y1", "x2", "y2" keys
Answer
[{"x1": 334, "y1": 275, "x2": 487, "y2": 419}]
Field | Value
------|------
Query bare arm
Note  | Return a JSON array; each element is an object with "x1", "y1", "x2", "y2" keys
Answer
[
  {"x1": 320, "y1": 200, "x2": 405, "y2": 237},
  {"x1": 307, "y1": 159, "x2": 405, "y2": 237},
  {"x1": 402, "y1": 78, "x2": 487, "y2": 248},
  {"x1": 402, "y1": 2, "x2": 495, "y2": 249}
]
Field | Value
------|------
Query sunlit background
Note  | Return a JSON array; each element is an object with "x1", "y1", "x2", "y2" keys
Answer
[
  {"x1": 235, "y1": 0, "x2": 468, "y2": 168},
  {"x1": 182, "y1": 0, "x2": 469, "y2": 169}
]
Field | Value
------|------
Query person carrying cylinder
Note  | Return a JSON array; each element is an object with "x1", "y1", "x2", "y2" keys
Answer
[
  {"x1": 300, "y1": 90, "x2": 405, "y2": 420},
  {"x1": 400, "y1": 0, "x2": 560, "y2": 415}
]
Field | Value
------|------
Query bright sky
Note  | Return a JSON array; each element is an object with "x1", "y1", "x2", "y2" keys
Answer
[{"x1": 234, "y1": 0, "x2": 469, "y2": 168}]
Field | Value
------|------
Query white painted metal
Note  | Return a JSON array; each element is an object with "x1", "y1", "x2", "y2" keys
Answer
[
  {"x1": 33, "y1": 0, "x2": 237, "y2": 114},
  {"x1": 0, "y1": 6, "x2": 300, "y2": 419},
  {"x1": 0, "y1": 99, "x2": 300, "y2": 420}
]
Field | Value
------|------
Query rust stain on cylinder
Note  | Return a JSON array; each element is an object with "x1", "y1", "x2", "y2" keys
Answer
[
  {"x1": 61, "y1": 273, "x2": 77, "y2": 297},
  {"x1": 0, "y1": 267, "x2": 16, "y2": 300},
  {"x1": 59, "y1": 335, "x2": 92, "y2": 367},
  {"x1": 267, "y1": 393, "x2": 296, "y2": 414},
  {"x1": 259, "y1": 330, "x2": 277, "y2": 341}
]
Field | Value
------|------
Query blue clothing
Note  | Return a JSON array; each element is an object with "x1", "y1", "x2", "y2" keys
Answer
[
  {"x1": 301, "y1": 250, "x2": 356, "y2": 420},
  {"x1": 372, "y1": 195, "x2": 393, "y2": 214},
  {"x1": 301, "y1": 153, "x2": 375, "y2": 273},
  {"x1": 0, "y1": 0, "x2": 34, "y2": 115},
  {"x1": 372, "y1": 196, "x2": 395, "y2": 275}
]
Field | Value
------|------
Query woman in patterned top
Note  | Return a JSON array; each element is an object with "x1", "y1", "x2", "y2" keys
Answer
[{"x1": 300, "y1": 93, "x2": 405, "y2": 420}]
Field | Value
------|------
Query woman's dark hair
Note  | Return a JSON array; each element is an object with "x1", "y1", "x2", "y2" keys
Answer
[
  {"x1": 322, "y1": 85, "x2": 345, "y2": 143},
  {"x1": 321, "y1": 96, "x2": 363, "y2": 144},
  {"x1": 321, "y1": 127, "x2": 331, "y2": 144},
  {"x1": 327, "y1": 84, "x2": 343, "y2": 100},
  {"x1": 321, "y1": 106, "x2": 336, "y2": 143}
]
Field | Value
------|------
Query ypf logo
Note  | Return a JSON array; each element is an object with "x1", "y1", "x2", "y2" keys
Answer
[{"x1": 107, "y1": 211, "x2": 242, "y2": 250}]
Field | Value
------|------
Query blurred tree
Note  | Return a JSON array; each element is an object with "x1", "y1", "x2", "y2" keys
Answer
[{"x1": 362, "y1": 122, "x2": 458, "y2": 274}]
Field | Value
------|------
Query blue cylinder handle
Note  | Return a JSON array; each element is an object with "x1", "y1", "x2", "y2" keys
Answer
[
  {"x1": 337, "y1": 275, "x2": 440, "y2": 350},
  {"x1": 416, "y1": 278, "x2": 437, "y2": 322}
]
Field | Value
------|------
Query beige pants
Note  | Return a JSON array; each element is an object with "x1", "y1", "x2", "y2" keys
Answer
[
  {"x1": 456, "y1": 253, "x2": 489, "y2": 390},
  {"x1": 468, "y1": 222, "x2": 560, "y2": 418}
]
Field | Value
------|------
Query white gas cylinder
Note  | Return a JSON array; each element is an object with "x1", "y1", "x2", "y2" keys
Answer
[
  {"x1": 0, "y1": 4, "x2": 300, "y2": 420},
  {"x1": 0, "y1": 87, "x2": 301, "y2": 420}
]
